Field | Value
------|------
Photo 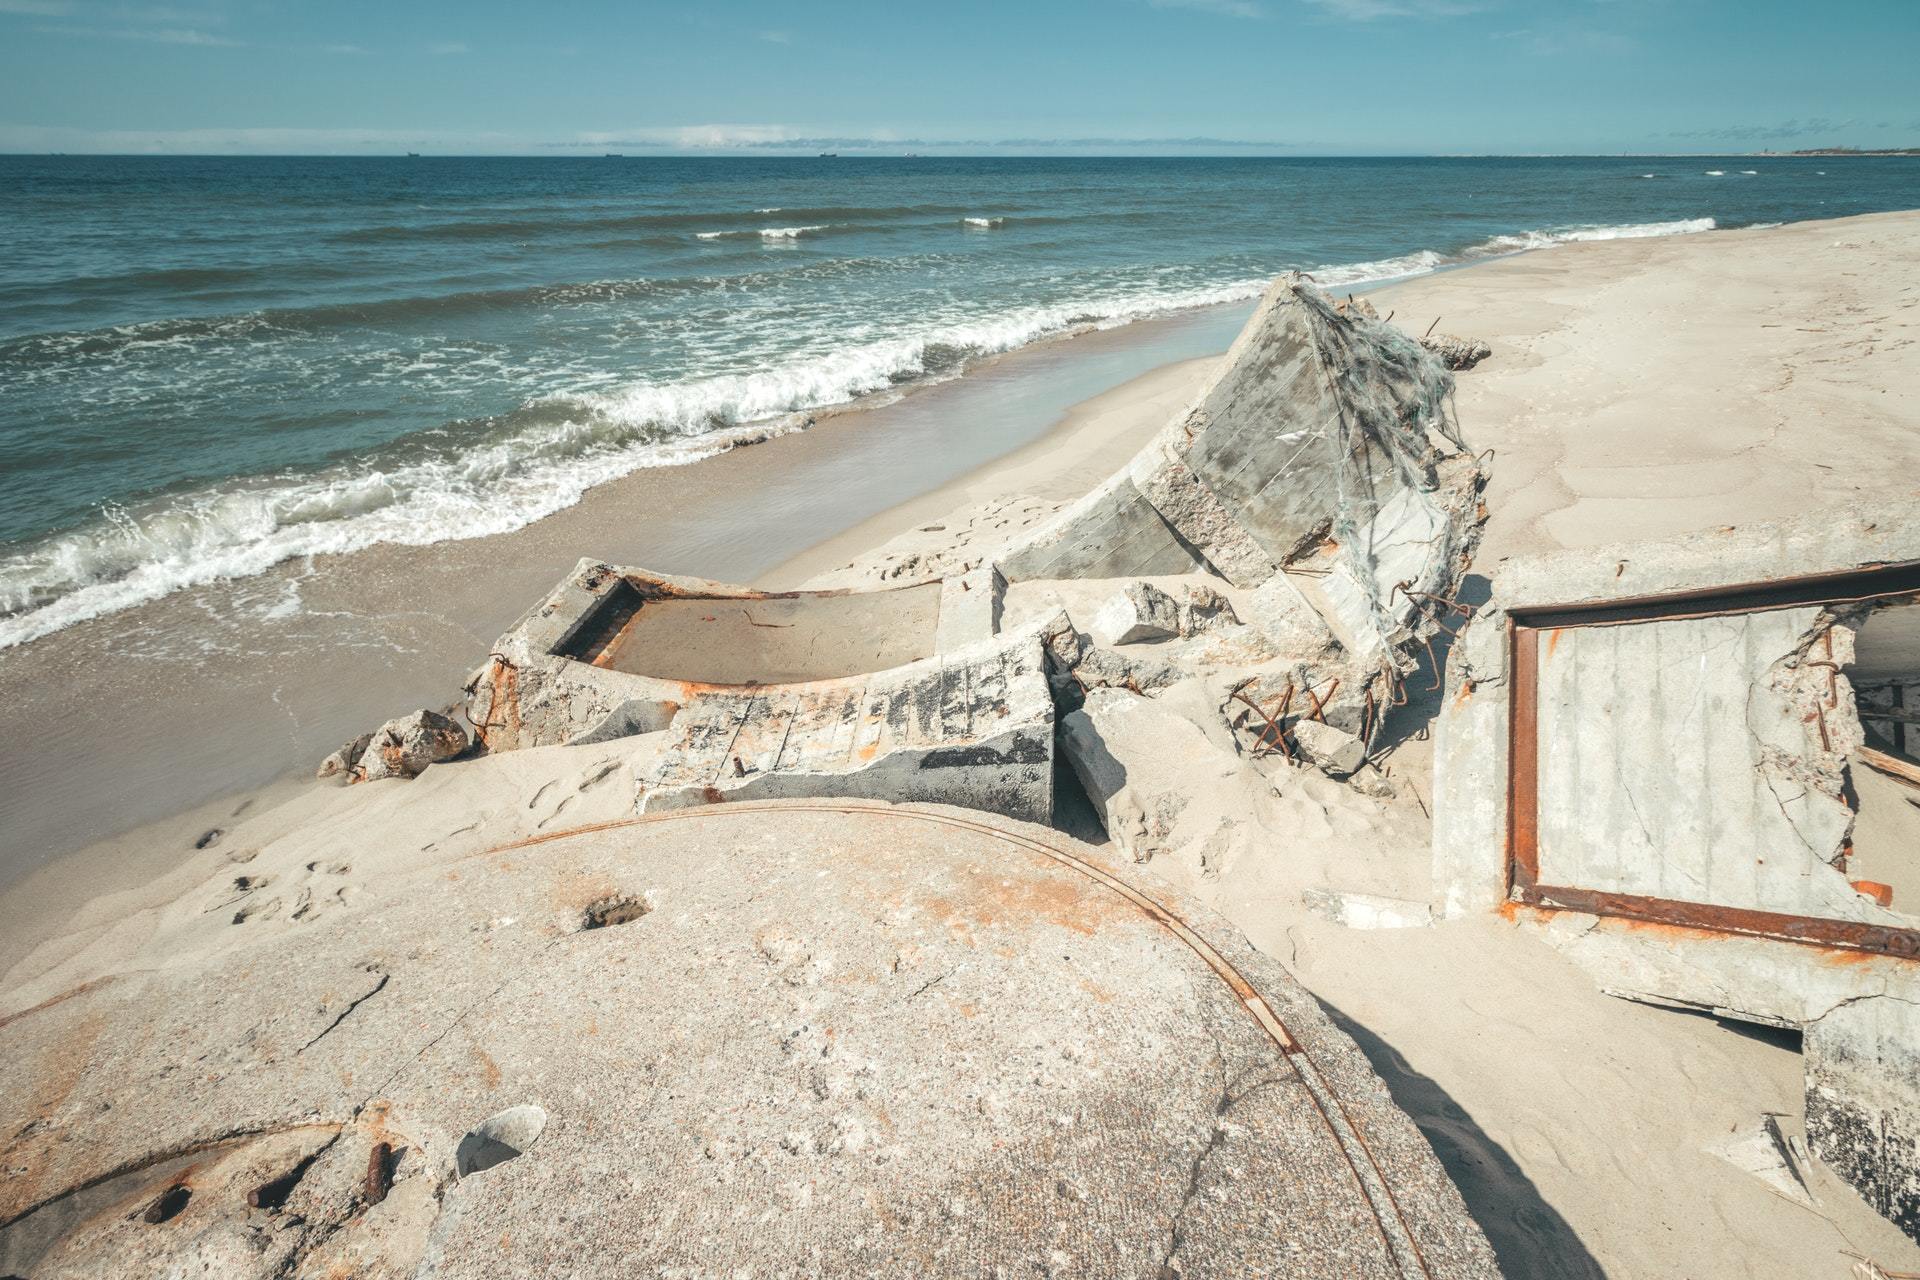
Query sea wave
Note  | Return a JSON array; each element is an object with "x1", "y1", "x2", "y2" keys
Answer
[
  {"x1": 1471, "y1": 217, "x2": 1716, "y2": 253},
  {"x1": 334, "y1": 204, "x2": 984, "y2": 244},
  {"x1": 961, "y1": 216, "x2": 1006, "y2": 229},
  {"x1": 0, "y1": 212, "x2": 1727, "y2": 647},
  {"x1": 0, "y1": 276, "x2": 1269, "y2": 648},
  {"x1": 694, "y1": 225, "x2": 831, "y2": 241}
]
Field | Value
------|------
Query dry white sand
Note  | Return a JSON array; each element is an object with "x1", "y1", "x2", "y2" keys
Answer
[{"x1": 7, "y1": 210, "x2": 1920, "y2": 1279}]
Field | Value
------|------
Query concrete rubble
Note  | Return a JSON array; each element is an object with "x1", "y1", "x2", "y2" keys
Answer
[
  {"x1": 317, "y1": 709, "x2": 468, "y2": 783},
  {"x1": 318, "y1": 273, "x2": 1486, "y2": 830},
  {"x1": 1432, "y1": 502, "x2": 1920, "y2": 1244}
]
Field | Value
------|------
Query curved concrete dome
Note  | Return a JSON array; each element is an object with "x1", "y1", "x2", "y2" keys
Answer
[{"x1": 0, "y1": 803, "x2": 1496, "y2": 1278}]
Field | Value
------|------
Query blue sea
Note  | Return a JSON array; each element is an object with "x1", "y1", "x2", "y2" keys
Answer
[{"x1": 1, "y1": 153, "x2": 1916, "y2": 648}]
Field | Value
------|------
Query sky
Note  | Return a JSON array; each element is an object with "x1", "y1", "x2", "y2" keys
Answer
[{"x1": 0, "y1": 0, "x2": 1916, "y2": 156}]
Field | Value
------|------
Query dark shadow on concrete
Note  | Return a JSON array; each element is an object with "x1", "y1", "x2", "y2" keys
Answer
[
  {"x1": 1372, "y1": 571, "x2": 1493, "y2": 757},
  {"x1": 1319, "y1": 996, "x2": 1609, "y2": 1280},
  {"x1": 1049, "y1": 749, "x2": 1109, "y2": 846}
]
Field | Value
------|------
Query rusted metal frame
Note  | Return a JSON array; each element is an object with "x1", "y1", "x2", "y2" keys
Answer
[
  {"x1": 1509, "y1": 559, "x2": 1920, "y2": 631},
  {"x1": 1517, "y1": 883, "x2": 1920, "y2": 960},
  {"x1": 1504, "y1": 564, "x2": 1920, "y2": 959},
  {"x1": 1505, "y1": 622, "x2": 1542, "y2": 898}
]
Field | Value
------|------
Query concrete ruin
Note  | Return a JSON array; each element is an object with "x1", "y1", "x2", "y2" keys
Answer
[
  {"x1": 413, "y1": 274, "x2": 1486, "y2": 839},
  {"x1": 1433, "y1": 503, "x2": 1920, "y2": 1242},
  {"x1": 0, "y1": 802, "x2": 1501, "y2": 1278}
]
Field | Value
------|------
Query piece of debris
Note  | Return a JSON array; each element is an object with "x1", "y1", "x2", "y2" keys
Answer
[
  {"x1": 359, "y1": 710, "x2": 468, "y2": 782},
  {"x1": 1710, "y1": 1113, "x2": 1817, "y2": 1208},
  {"x1": 1420, "y1": 333, "x2": 1492, "y2": 371},
  {"x1": 1290, "y1": 719, "x2": 1369, "y2": 778},
  {"x1": 1302, "y1": 887, "x2": 1434, "y2": 930},
  {"x1": 1088, "y1": 581, "x2": 1181, "y2": 646},
  {"x1": 315, "y1": 732, "x2": 372, "y2": 780},
  {"x1": 1178, "y1": 582, "x2": 1240, "y2": 636}
]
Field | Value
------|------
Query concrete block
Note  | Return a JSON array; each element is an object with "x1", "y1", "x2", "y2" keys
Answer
[
  {"x1": 935, "y1": 563, "x2": 1005, "y2": 650},
  {"x1": 1291, "y1": 719, "x2": 1369, "y2": 778},
  {"x1": 1302, "y1": 888, "x2": 1434, "y2": 930},
  {"x1": 1088, "y1": 581, "x2": 1181, "y2": 646},
  {"x1": 1807, "y1": 995, "x2": 1920, "y2": 1243}
]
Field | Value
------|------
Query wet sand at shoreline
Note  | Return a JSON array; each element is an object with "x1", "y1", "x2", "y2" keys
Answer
[{"x1": 0, "y1": 302, "x2": 1247, "y2": 892}]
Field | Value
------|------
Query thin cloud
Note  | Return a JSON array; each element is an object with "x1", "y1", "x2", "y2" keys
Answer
[
  {"x1": 321, "y1": 42, "x2": 369, "y2": 54},
  {"x1": 34, "y1": 20, "x2": 237, "y2": 43},
  {"x1": 1150, "y1": 0, "x2": 1265, "y2": 18},
  {"x1": 756, "y1": 29, "x2": 792, "y2": 43},
  {"x1": 0, "y1": 0, "x2": 75, "y2": 14},
  {"x1": 1300, "y1": 0, "x2": 1485, "y2": 19},
  {"x1": 1670, "y1": 118, "x2": 1858, "y2": 142}
]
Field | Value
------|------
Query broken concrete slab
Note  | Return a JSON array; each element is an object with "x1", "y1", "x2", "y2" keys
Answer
[
  {"x1": 1088, "y1": 580, "x2": 1181, "y2": 646},
  {"x1": 1060, "y1": 686, "x2": 1276, "y2": 876},
  {"x1": 993, "y1": 275, "x2": 1486, "y2": 718},
  {"x1": 0, "y1": 801, "x2": 1500, "y2": 1279},
  {"x1": 933, "y1": 562, "x2": 1005, "y2": 651},
  {"x1": 1179, "y1": 582, "x2": 1240, "y2": 636},
  {"x1": 316, "y1": 731, "x2": 373, "y2": 781},
  {"x1": 1806, "y1": 995, "x2": 1920, "y2": 1243},
  {"x1": 1302, "y1": 887, "x2": 1435, "y2": 931},
  {"x1": 358, "y1": 710, "x2": 467, "y2": 783},
  {"x1": 637, "y1": 629, "x2": 1056, "y2": 825},
  {"x1": 1291, "y1": 718, "x2": 1369, "y2": 778}
]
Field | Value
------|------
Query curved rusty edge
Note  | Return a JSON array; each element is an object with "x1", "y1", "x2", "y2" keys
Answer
[
  {"x1": 0, "y1": 975, "x2": 125, "y2": 1031},
  {"x1": 3, "y1": 800, "x2": 1438, "y2": 1277},
  {"x1": 475, "y1": 800, "x2": 1435, "y2": 1279}
]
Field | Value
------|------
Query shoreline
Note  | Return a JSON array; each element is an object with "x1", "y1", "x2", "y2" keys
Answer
[
  {"x1": 8, "y1": 206, "x2": 1920, "y2": 1279},
  {"x1": 0, "y1": 297, "x2": 1252, "y2": 894},
  {"x1": 5, "y1": 206, "x2": 1919, "y2": 920}
]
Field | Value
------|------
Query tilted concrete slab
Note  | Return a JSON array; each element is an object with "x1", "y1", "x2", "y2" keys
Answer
[
  {"x1": 995, "y1": 275, "x2": 1485, "y2": 680},
  {"x1": 0, "y1": 802, "x2": 1499, "y2": 1279}
]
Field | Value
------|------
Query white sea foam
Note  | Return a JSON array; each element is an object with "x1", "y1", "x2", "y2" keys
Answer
[
  {"x1": 0, "y1": 275, "x2": 1270, "y2": 648},
  {"x1": 694, "y1": 224, "x2": 829, "y2": 241},
  {"x1": 962, "y1": 216, "x2": 1006, "y2": 229},
  {"x1": 1474, "y1": 217, "x2": 1716, "y2": 253},
  {"x1": 1741, "y1": 169, "x2": 1759, "y2": 175},
  {"x1": 0, "y1": 213, "x2": 1728, "y2": 648},
  {"x1": 1705, "y1": 169, "x2": 1726, "y2": 176}
]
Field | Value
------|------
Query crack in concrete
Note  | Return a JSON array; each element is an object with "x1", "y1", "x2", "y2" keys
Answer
[{"x1": 299, "y1": 968, "x2": 389, "y2": 1054}]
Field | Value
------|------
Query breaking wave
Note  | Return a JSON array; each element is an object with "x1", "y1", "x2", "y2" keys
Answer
[
  {"x1": 695, "y1": 225, "x2": 831, "y2": 241},
  {"x1": 0, "y1": 276, "x2": 1269, "y2": 648},
  {"x1": 1470, "y1": 217, "x2": 1716, "y2": 253},
  {"x1": 961, "y1": 216, "x2": 1006, "y2": 229},
  {"x1": 0, "y1": 213, "x2": 1726, "y2": 648}
]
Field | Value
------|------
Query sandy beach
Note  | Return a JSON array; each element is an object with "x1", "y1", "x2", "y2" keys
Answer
[{"x1": 6, "y1": 209, "x2": 1920, "y2": 1278}]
